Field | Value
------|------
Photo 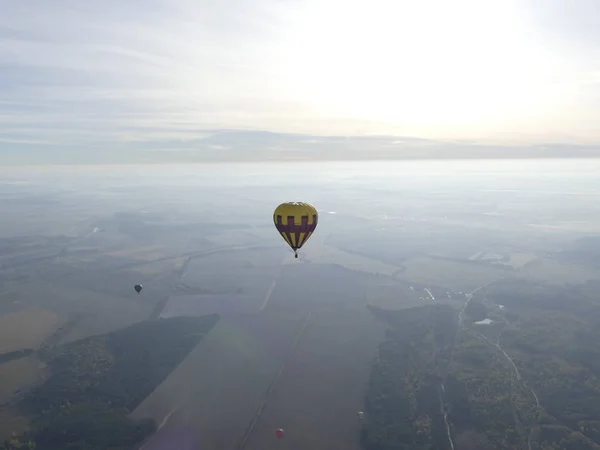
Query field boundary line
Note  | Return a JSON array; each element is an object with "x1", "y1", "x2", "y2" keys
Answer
[{"x1": 239, "y1": 311, "x2": 313, "y2": 449}]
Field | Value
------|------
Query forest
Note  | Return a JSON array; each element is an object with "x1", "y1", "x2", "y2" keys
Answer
[
  {"x1": 361, "y1": 304, "x2": 457, "y2": 450},
  {"x1": 1, "y1": 314, "x2": 219, "y2": 450},
  {"x1": 0, "y1": 349, "x2": 34, "y2": 364},
  {"x1": 362, "y1": 279, "x2": 600, "y2": 450}
]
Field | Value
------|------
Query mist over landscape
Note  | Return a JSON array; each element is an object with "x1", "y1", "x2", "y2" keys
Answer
[
  {"x1": 0, "y1": 159, "x2": 600, "y2": 449},
  {"x1": 2, "y1": 0, "x2": 600, "y2": 448}
]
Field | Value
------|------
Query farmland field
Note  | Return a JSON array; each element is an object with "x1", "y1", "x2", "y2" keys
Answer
[
  {"x1": 0, "y1": 308, "x2": 62, "y2": 441},
  {"x1": 396, "y1": 256, "x2": 509, "y2": 291},
  {"x1": 135, "y1": 262, "x2": 386, "y2": 450},
  {"x1": 516, "y1": 257, "x2": 600, "y2": 285},
  {"x1": 0, "y1": 409, "x2": 28, "y2": 443},
  {"x1": 299, "y1": 242, "x2": 402, "y2": 277},
  {"x1": 181, "y1": 247, "x2": 285, "y2": 292},
  {"x1": 243, "y1": 308, "x2": 384, "y2": 450},
  {"x1": 5, "y1": 282, "x2": 154, "y2": 343},
  {"x1": 366, "y1": 278, "x2": 441, "y2": 310},
  {"x1": 0, "y1": 307, "x2": 64, "y2": 353},
  {"x1": 133, "y1": 313, "x2": 307, "y2": 450},
  {"x1": 0, "y1": 356, "x2": 42, "y2": 402}
]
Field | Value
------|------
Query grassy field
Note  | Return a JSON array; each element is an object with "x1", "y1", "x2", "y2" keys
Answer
[
  {"x1": 0, "y1": 356, "x2": 42, "y2": 440},
  {"x1": 105, "y1": 244, "x2": 170, "y2": 261},
  {"x1": 127, "y1": 256, "x2": 189, "y2": 276},
  {"x1": 365, "y1": 278, "x2": 441, "y2": 310},
  {"x1": 0, "y1": 356, "x2": 42, "y2": 402},
  {"x1": 240, "y1": 264, "x2": 385, "y2": 450},
  {"x1": 396, "y1": 256, "x2": 509, "y2": 291},
  {"x1": 181, "y1": 247, "x2": 285, "y2": 294},
  {"x1": 4, "y1": 282, "x2": 154, "y2": 344},
  {"x1": 0, "y1": 352, "x2": 44, "y2": 442},
  {"x1": 206, "y1": 228, "x2": 276, "y2": 247},
  {"x1": 160, "y1": 293, "x2": 263, "y2": 317},
  {"x1": 0, "y1": 307, "x2": 64, "y2": 353},
  {"x1": 0, "y1": 409, "x2": 29, "y2": 442},
  {"x1": 132, "y1": 313, "x2": 307, "y2": 450},
  {"x1": 502, "y1": 252, "x2": 538, "y2": 269},
  {"x1": 517, "y1": 257, "x2": 600, "y2": 285},
  {"x1": 243, "y1": 308, "x2": 384, "y2": 450},
  {"x1": 263, "y1": 262, "x2": 374, "y2": 316},
  {"x1": 134, "y1": 262, "x2": 386, "y2": 450},
  {"x1": 298, "y1": 242, "x2": 402, "y2": 277}
]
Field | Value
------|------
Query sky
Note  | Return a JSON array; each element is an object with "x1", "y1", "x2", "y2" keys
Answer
[{"x1": 0, "y1": 0, "x2": 599, "y2": 162}]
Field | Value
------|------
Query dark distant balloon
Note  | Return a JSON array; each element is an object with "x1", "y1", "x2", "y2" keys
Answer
[
  {"x1": 275, "y1": 428, "x2": 284, "y2": 439},
  {"x1": 134, "y1": 284, "x2": 143, "y2": 294}
]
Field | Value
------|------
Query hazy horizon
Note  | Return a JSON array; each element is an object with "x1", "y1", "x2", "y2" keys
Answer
[{"x1": 1, "y1": 129, "x2": 599, "y2": 165}]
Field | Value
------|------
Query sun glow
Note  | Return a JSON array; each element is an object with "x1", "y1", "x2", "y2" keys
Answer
[{"x1": 259, "y1": 0, "x2": 585, "y2": 140}]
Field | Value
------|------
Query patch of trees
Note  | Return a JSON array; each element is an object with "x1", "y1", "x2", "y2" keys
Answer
[
  {"x1": 0, "y1": 434, "x2": 36, "y2": 449},
  {"x1": 362, "y1": 277, "x2": 600, "y2": 449},
  {"x1": 453, "y1": 430, "x2": 493, "y2": 450},
  {"x1": 464, "y1": 301, "x2": 488, "y2": 322},
  {"x1": 0, "y1": 349, "x2": 34, "y2": 363},
  {"x1": 502, "y1": 319, "x2": 600, "y2": 448},
  {"x1": 480, "y1": 279, "x2": 600, "y2": 448},
  {"x1": 361, "y1": 304, "x2": 456, "y2": 450},
  {"x1": 449, "y1": 332, "x2": 533, "y2": 448},
  {"x1": 5, "y1": 314, "x2": 219, "y2": 450}
]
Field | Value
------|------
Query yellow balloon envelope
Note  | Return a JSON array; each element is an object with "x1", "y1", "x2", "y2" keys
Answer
[{"x1": 273, "y1": 202, "x2": 318, "y2": 258}]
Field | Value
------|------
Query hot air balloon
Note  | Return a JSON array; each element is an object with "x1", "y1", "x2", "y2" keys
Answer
[
  {"x1": 357, "y1": 411, "x2": 365, "y2": 420},
  {"x1": 275, "y1": 428, "x2": 284, "y2": 439},
  {"x1": 134, "y1": 284, "x2": 143, "y2": 294},
  {"x1": 273, "y1": 202, "x2": 318, "y2": 258}
]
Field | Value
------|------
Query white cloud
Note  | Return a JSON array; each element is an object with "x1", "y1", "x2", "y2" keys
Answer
[{"x1": 0, "y1": 0, "x2": 599, "y2": 161}]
